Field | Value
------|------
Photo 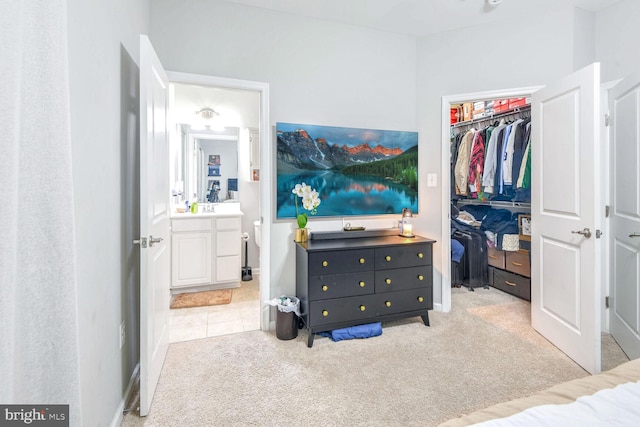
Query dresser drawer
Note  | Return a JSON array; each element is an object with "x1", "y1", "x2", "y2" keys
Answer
[
  {"x1": 374, "y1": 266, "x2": 432, "y2": 293},
  {"x1": 487, "y1": 247, "x2": 506, "y2": 269},
  {"x1": 491, "y1": 267, "x2": 530, "y2": 301},
  {"x1": 309, "y1": 295, "x2": 375, "y2": 327},
  {"x1": 308, "y1": 248, "x2": 374, "y2": 276},
  {"x1": 506, "y1": 250, "x2": 530, "y2": 277},
  {"x1": 309, "y1": 272, "x2": 374, "y2": 301},
  {"x1": 172, "y1": 218, "x2": 212, "y2": 232},
  {"x1": 374, "y1": 243, "x2": 432, "y2": 270},
  {"x1": 372, "y1": 288, "x2": 433, "y2": 316}
]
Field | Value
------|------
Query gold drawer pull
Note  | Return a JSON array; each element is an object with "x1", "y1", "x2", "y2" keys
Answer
[
  {"x1": 322, "y1": 285, "x2": 328, "y2": 291},
  {"x1": 322, "y1": 261, "x2": 328, "y2": 267},
  {"x1": 360, "y1": 305, "x2": 366, "y2": 312},
  {"x1": 322, "y1": 310, "x2": 329, "y2": 316},
  {"x1": 504, "y1": 280, "x2": 517, "y2": 287},
  {"x1": 359, "y1": 258, "x2": 366, "y2": 264},
  {"x1": 359, "y1": 281, "x2": 365, "y2": 287},
  {"x1": 385, "y1": 255, "x2": 392, "y2": 262},
  {"x1": 417, "y1": 296, "x2": 424, "y2": 303},
  {"x1": 385, "y1": 278, "x2": 392, "y2": 285},
  {"x1": 417, "y1": 252, "x2": 424, "y2": 259},
  {"x1": 511, "y1": 262, "x2": 524, "y2": 266},
  {"x1": 418, "y1": 275, "x2": 424, "y2": 281},
  {"x1": 489, "y1": 255, "x2": 499, "y2": 259},
  {"x1": 385, "y1": 301, "x2": 391, "y2": 307}
]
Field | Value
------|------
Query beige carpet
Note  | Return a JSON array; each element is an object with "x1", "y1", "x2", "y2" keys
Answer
[
  {"x1": 169, "y1": 289, "x2": 232, "y2": 309},
  {"x1": 122, "y1": 287, "x2": 628, "y2": 427}
]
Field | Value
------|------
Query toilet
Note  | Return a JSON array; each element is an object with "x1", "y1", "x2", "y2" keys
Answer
[{"x1": 253, "y1": 220, "x2": 261, "y2": 247}]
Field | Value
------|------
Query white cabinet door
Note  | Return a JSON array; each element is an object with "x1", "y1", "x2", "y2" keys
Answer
[
  {"x1": 214, "y1": 216, "x2": 241, "y2": 282},
  {"x1": 172, "y1": 232, "x2": 212, "y2": 287},
  {"x1": 216, "y1": 255, "x2": 241, "y2": 282}
]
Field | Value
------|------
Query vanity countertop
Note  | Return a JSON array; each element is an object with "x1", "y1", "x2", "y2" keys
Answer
[{"x1": 171, "y1": 207, "x2": 244, "y2": 218}]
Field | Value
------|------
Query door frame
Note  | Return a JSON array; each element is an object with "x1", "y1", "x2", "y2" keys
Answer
[
  {"x1": 166, "y1": 71, "x2": 271, "y2": 331},
  {"x1": 440, "y1": 86, "x2": 542, "y2": 312}
]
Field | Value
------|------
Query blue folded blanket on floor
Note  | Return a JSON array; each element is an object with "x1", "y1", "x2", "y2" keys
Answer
[{"x1": 318, "y1": 322, "x2": 383, "y2": 342}]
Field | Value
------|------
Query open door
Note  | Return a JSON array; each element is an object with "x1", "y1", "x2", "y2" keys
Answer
[
  {"x1": 609, "y1": 72, "x2": 640, "y2": 360},
  {"x1": 531, "y1": 63, "x2": 602, "y2": 374},
  {"x1": 138, "y1": 35, "x2": 171, "y2": 416}
]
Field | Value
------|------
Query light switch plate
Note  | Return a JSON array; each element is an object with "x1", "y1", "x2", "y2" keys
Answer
[{"x1": 427, "y1": 173, "x2": 437, "y2": 187}]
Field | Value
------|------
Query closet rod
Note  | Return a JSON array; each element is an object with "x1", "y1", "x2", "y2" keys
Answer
[{"x1": 452, "y1": 104, "x2": 531, "y2": 130}]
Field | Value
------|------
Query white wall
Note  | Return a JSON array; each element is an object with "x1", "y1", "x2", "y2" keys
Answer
[
  {"x1": 150, "y1": 0, "x2": 417, "y2": 299},
  {"x1": 595, "y1": 0, "x2": 640, "y2": 82},
  {"x1": 67, "y1": 0, "x2": 149, "y2": 424}
]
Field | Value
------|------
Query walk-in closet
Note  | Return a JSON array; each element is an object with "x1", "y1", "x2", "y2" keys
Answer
[{"x1": 449, "y1": 97, "x2": 533, "y2": 301}]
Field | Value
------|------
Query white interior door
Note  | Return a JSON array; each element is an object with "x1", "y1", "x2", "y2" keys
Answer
[
  {"x1": 531, "y1": 63, "x2": 602, "y2": 374},
  {"x1": 609, "y1": 72, "x2": 640, "y2": 360},
  {"x1": 139, "y1": 35, "x2": 171, "y2": 416}
]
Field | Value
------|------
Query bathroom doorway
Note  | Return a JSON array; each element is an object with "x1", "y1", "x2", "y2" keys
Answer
[{"x1": 167, "y1": 72, "x2": 271, "y2": 342}]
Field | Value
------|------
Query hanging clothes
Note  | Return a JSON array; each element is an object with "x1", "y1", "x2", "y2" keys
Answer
[
  {"x1": 503, "y1": 119, "x2": 524, "y2": 187},
  {"x1": 454, "y1": 129, "x2": 474, "y2": 196},
  {"x1": 482, "y1": 123, "x2": 506, "y2": 194},
  {"x1": 467, "y1": 131, "x2": 485, "y2": 199}
]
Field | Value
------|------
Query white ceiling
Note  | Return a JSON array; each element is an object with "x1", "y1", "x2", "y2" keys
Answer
[{"x1": 222, "y1": 0, "x2": 621, "y2": 37}]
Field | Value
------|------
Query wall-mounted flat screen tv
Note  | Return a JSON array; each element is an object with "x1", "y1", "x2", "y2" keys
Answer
[{"x1": 276, "y1": 122, "x2": 418, "y2": 219}]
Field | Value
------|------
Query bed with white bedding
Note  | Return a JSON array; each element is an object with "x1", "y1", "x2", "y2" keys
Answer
[{"x1": 439, "y1": 358, "x2": 640, "y2": 427}]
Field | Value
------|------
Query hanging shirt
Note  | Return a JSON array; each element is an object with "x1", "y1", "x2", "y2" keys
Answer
[
  {"x1": 517, "y1": 138, "x2": 531, "y2": 189},
  {"x1": 482, "y1": 124, "x2": 506, "y2": 194},
  {"x1": 467, "y1": 131, "x2": 485, "y2": 198},
  {"x1": 511, "y1": 119, "x2": 531, "y2": 187},
  {"x1": 454, "y1": 130, "x2": 474, "y2": 195},
  {"x1": 498, "y1": 124, "x2": 512, "y2": 194},
  {"x1": 503, "y1": 119, "x2": 524, "y2": 187}
]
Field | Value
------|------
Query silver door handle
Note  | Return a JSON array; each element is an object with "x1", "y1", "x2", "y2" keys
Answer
[
  {"x1": 571, "y1": 228, "x2": 592, "y2": 239},
  {"x1": 630, "y1": 232, "x2": 640, "y2": 238},
  {"x1": 149, "y1": 235, "x2": 163, "y2": 247}
]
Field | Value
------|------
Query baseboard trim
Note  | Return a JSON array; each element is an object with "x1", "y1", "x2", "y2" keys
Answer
[{"x1": 109, "y1": 363, "x2": 140, "y2": 427}]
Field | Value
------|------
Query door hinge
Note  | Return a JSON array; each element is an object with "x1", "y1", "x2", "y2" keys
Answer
[
  {"x1": 605, "y1": 113, "x2": 610, "y2": 127},
  {"x1": 605, "y1": 296, "x2": 610, "y2": 309},
  {"x1": 605, "y1": 205, "x2": 610, "y2": 218}
]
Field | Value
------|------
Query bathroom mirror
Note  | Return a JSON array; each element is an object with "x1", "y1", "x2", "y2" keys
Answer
[{"x1": 170, "y1": 82, "x2": 260, "y2": 206}]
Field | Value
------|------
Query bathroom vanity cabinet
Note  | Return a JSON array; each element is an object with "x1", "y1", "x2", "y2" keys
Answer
[
  {"x1": 296, "y1": 233, "x2": 435, "y2": 347},
  {"x1": 171, "y1": 212, "x2": 242, "y2": 290}
]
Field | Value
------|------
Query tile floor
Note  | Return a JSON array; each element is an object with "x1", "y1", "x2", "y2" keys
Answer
[{"x1": 169, "y1": 276, "x2": 260, "y2": 343}]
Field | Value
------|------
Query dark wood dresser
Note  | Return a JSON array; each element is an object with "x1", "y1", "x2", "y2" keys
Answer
[{"x1": 295, "y1": 232, "x2": 436, "y2": 347}]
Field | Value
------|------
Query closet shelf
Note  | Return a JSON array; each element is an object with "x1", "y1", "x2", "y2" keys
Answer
[
  {"x1": 455, "y1": 198, "x2": 531, "y2": 210},
  {"x1": 452, "y1": 104, "x2": 531, "y2": 130}
]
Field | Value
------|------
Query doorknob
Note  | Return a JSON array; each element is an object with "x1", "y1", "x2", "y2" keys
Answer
[
  {"x1": 571, "y1": 228, "x2": 592, "y2": 239},
  {"x1": 630, "y1": 232, "x2": 640, "y2": 238},
  {"x1": 149, "y1": 235, "x2": 163, "y2": 247}
]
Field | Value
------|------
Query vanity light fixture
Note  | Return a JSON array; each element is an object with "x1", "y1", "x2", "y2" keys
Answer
[{"x1": 195, "y1": 107, "x2": 225, "y2": 131}]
